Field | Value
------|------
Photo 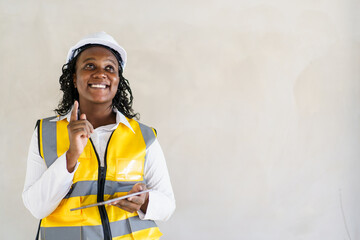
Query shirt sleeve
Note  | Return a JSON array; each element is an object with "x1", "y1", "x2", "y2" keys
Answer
[
  {"x1": 22, "y1": 126, "x2": 79, "y2": 219},
  {"x1": 137, "y1": 139, "x2": 176, "y2": 221}
]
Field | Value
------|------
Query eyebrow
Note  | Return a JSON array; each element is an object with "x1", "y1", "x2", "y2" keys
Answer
[{"x1": 82, "y1": 57, "x2": 118, "y2": 66}]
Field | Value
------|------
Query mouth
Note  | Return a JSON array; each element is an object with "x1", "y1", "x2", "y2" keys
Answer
[{"x1": 89, "y1": 84, "x2": 109, "y2": 89}]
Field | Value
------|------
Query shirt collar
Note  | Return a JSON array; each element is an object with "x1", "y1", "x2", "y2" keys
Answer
[{"x1": 51, "y1": 106, "x2": 135, "y2": 133}]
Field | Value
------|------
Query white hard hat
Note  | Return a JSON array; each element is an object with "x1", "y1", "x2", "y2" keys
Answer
[{"x1": 66, "y1": 32, "x2": 127, "y2": 70}]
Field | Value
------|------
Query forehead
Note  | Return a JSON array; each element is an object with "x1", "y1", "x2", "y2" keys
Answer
[{"x1": 76, "y1": 46, "x2": 119, "y2": 65}]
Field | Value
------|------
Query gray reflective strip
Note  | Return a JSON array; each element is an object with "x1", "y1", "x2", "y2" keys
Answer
[
  {"x1": 104, "y1": 180, "x2": 146, "y2": 196},
  {"x1": 64, "y1": 181, "x2": 98, "y2": 198},
  {"x1": 41, "y1": 117, "x2": 58, "y2": 167},
  {"x1": 138, "y1": 123, "x2": 156, "y2": 150},
  {"x1": 111, "y1": 216, "x2": 157, "y2": 238},
  {"x1": 41, "y1": 225, "x2": 103, "y2": 240},
  {"x1": 64, "y1": 180, "x2": 146, "y2": 198},
  {"x1": 40, "y1": 216, "x2": 157, "y2": 239},
  {"x1": 128, "y1": 215, "x2": 158, "y2": 232}
]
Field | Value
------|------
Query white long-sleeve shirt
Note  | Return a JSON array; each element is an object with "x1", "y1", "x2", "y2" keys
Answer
[{"x1": 22, "y1": 108, "x2": 175, "y2": 221}]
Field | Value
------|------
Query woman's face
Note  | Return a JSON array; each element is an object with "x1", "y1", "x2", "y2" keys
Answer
[{"x1": 73, "y1": 46, "x2": 120, "y2": 107}]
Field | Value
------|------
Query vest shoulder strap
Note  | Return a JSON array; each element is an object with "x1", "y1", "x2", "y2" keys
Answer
[
  {"x1": 38, "y1": 116, "x2": 58, "y2": 168},
  {"x1": 137, "y1": 121, "x2": 157, "y2": 149}
]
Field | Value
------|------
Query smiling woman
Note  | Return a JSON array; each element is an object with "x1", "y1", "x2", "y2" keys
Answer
[
  {"x1": 74, "y1": 47, "x2": 120, "y2": 118},
  {"x1": 22, "y1": 32, "x2": 175, "y2": 240},
  {"x1": 56, "y1": 40, "x2": 137, "y2": 121}
]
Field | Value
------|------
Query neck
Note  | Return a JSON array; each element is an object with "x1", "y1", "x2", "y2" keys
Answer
[{"x1": 79, "y1": 103, "x2": 116, "y2": 129}]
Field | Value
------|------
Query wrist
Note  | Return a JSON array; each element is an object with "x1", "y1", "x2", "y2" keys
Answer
[
  {"x1": 66, "y1": 151, "x2": 79, "y2": 173},
  {"x1": 140, "y1": 192, "x2": 149, "y2": 213}
]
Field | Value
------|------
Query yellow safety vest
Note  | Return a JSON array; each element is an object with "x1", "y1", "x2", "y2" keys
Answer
[{"x1": 37, "y1": 116, "x2": 162, "y2": 240}]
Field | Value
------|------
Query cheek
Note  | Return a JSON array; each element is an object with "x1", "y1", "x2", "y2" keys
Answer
[
  {"x1": 112, "y1": 77, "x2": 120, "y2": 89},
  {"x1": 75, "y1": 73, "x2": 90, "y2": 88},
  {"x1": 109, "y1": 78, "x2": 120, "y2": 96}
]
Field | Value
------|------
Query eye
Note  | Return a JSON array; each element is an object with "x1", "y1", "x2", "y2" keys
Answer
[
  {"x1": 84, "y1": 63, "x2": 95, "y2": 70},
  {"x1": 105, "y1": 65, "x2": 115, "y2": 73}
]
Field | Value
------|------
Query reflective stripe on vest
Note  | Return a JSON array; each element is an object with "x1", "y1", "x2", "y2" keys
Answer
[
  {"x1": 38, "y1": 116, "x2": 58, "y2": 165},
  {"x1": 41, "y1": 216, "x2": 158, "y2": 240},
  {"x1": 38, "y1": 117, "x2": 162, "y2": 240}
]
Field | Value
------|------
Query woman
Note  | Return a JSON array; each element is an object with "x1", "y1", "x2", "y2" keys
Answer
[{"x1": 22, "y1": 32, "x2": 175, "y2": 240}]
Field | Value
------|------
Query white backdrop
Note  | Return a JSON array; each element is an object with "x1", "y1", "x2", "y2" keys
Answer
[{"x1": 0, "y1": 0, "x2": 359, "y2": 239}]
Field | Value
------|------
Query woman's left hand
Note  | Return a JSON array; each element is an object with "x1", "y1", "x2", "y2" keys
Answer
[{"x1": 110, "y1": 183, "x2": 149, "y2": 213}]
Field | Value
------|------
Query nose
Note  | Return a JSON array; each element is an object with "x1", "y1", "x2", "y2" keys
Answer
[{"x1": 93, "y1": 69, "x2": 107, "y2": 79}]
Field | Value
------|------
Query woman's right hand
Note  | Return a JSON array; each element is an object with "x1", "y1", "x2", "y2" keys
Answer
[{"x1": 66, "y1": 101, "x2": 94, "y2": 172}]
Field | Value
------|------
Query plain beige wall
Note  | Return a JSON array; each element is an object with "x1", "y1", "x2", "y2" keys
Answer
[{"x1": 1, "y1": 0, "x2": 359, "y2": 239}]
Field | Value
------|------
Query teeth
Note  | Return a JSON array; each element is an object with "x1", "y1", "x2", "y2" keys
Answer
[{"x1": 90, "y1": 84, "x2": 106, "y2": 89}]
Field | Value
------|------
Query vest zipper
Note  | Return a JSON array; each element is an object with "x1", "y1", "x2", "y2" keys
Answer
[
  {"x1": 90, "y1": 132, "x2": 115, "y2": 240},
  {"x1": 98, "y1": 167, "x2": 111, "y2": 240}
]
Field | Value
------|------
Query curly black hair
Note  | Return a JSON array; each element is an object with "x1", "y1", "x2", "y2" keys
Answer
[{"x1": 55, "y1": 44, "x2": 139, "y2": 119}]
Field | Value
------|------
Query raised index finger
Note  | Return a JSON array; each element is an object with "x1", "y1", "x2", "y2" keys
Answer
[{"x1": 70, "y1": 101, "x2": 79, "y2": 122}]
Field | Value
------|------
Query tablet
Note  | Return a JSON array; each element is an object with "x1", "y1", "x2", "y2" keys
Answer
[{"x1": 70, "y1": 189, "x2": 152, "y2": 211}]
